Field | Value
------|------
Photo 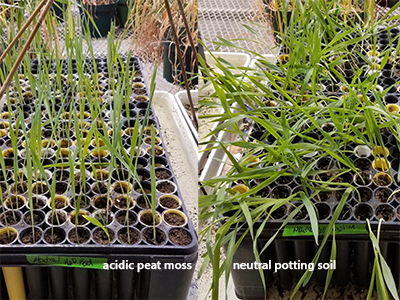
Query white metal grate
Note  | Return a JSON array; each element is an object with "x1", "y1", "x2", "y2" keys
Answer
[
  {"x1": 50, "y1": 4, "x2": 135, "y2": 56},
  {"x1": 36, "y1": 4, "x2": 181, "y2": 94},
  {"x1": 375, "y1": 4, "x2": 400, "y2": 25},
  {"x1": 199, "y1": 1, "x2": 400, "y2": 54},
  {"x1": 199, "y1": 0, "x2": 277, "y2": 53}
]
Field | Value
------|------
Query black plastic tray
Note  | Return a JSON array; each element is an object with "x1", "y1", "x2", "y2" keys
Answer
[
  {"x1": 0, "y1": 56, "x2": 197, "y2": 262},
  {"x1": 225, "y1": 28, "x2": 400, "y2": 298}
]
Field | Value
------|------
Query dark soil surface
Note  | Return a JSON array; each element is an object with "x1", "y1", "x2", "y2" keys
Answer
[
  {"x1": 53, "y1": 197, "x2": 68, "y2": 209},
  {"x1": 112, "y1": 169, "x2": 129, "y2": 181},
  {"x1": 355, "y1": 205, "x2": 373, "y2": 220},
  {"x1": 290, "y1": 205, "x2": 308, "y2": 219},
  {"x1": 256, "y1": 186, "x2": 268, "y2": 198},
  {"x1": 356, "y1": 187, "x2": 373, "y2": 202},
  {"x1": 24, "y1": 211, "x2": 44, "y2": 225},
  {"x1": 69, "y1": 227, "x2": 90, "y2": 244},
  {"x1": 169, "y1": 228, "x2": 192, "y2": 246},
  {"x1": 354, "y1": 158, "x2": 372, "y2": 171},
  {"x1": 17, "y1": 173, "x2": 27, "y2": 181},
  {"x1": 316, "y1": 204, "x2": 330, "y2": 219},
  {"x1": 95, "y1": 211, "x2": 113, "y2": 225},
  {"x1": 113, "y1": 182, "x2": 130, "y2": 194},
  {"x1": 318, "y1": 173, "x2": 333, "y2": 182},
  {"x1": 317, "y1": 158, "x2": 335, "y2": 170},
  {"x1": 59, "y1": 139, "x2": 72, "y2": 148},
  {"x1": 55, "y1": 182, "x2": 68, "y2": 194},
  {"x1": 375, "y1": 188, "x2": 392, "y2": 202},
  {"x1": 355, "y1": 171, "x2": 372, "y2": 185},
  {"x1": 338, "y1": 204, "x2": 352, "y2": 220},
  {"x1": 0, "y1": 230, "x2": 17, "y2": 244},
  {"x1": 6, "y1": 196, "x2": 25, "y2": 209},
  {"x1": 271, "y1": 187, "x2": 291, "y2": 199},
  {"x1": 30, "y1": 197, "x2": 46, "y2": 209},
  {"x1": 116, "y1": 213, "x2": 136, "y2": 226},
  {"x1": 376, "y1": 205, "x2": 395, "y2": 221},
  {"x1": 334, "y1": 190, "x2": 344, "y2": 200},
  {"x1": 136, "y1": 95, "x2": 147, "y2": 102},
  {"x1": 373, "y1": 174, "x2": 391, "y2": 186},
  {"x1": 93, "y1": 228, "x2": 115, "y2": 245},
  {"x1": 147, "y1": 148, "x2": 163, "y2": 156},
  {"x1": 268, "y1": 206, "x2": 287, "y2": 219},
  {"x1": 42, "y1": 130, "x2": 52, "y2": 138},
  {"x1": 44, "y1": 228, "x2": 65, "y2": 244},
  {"x1": 93, "y1": 195, "x2": 111, "y2": 209},
  {"x1": 21, "y1": 228, "x2": 41, "y2": 244},
  {"x1": 144, "y1": 137, "x2": 161, "y2": 145},
  {"x1": 71, "y1": 213, "x2": 88, "y2": 226},
  {"x1": 163, "y1": 212, "x2": 185, "y2": 226},
  {"x1": 55, "y1": 170, "x2": 70, "y2": 181},
  {"x1": 159, "y1": 196, "x2": 180, "y2": 209},
  {"x1": 118, "y1": 228, "x2": 140, "y2": 245},
  {"x1": 315, "y1": 191, "x2": 332, "y2": 202},
  {"x1": 276, "y1": 176, "x2": 293, "y2": 185},
  {"x1": 143, "y1": 227, "x2": 166, "y2": 245},
  {"x1": 93, "y1": 182, "x2": 108, "y2": 194},
  {"x1": 47, "y1": 211, "x2": 66, "y2": 225},
  {"x1": 292, "y1": 186, "x2": 306, "y2": 194},
  {"x1": 137, "y1": 195, "x2": 151, "y2": 208},
  {"x1": 10, "y1": 182, "x2": 28, "y2": 194},
  {"x1": 95, "y1": 170, "x2": 109, "y2": 181},
  {"x1": 114, "y1": 196, "x2": 134, "y2": 209},
  {"x1": 140, "y1": 213, "x2": 159, "y2": 226},
  {"x1": 75, "y1": 182, "x2": 90, "y2": 194},
  {"x1": 157, "y1": 181, "x2": 175, "y2": 193},
  {"x1": 59, "y1": 130, "x2": 73, "y2": 139},
  {"x1": 0, "y1": 211, "x2": 21, "y2": 225},
  {"x1": 71, "y1": 196, "x2": 90, "y2": 209},
  {"x1": 333, "y1": 173, "x2": 352, "y2": 183},
  {"x1": 134, "y1": 88, "x2": 146, "y2": 95},
  {"x1": 155, "y1": 169, "x2": 171, "y2": 180}
]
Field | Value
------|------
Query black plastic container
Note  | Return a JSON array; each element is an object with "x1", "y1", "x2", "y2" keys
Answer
[
  {"x1": 50, "y1": 1, "x2": 66, "y2": 23},
  {"x1": 78, "y1": 0, "x2": 119, "y2": 38},
  {"x1": 0, "y1": 56, "x2": 197, "y2": 299},
  {"x1": 162, "y1": 28, "x2": 198, "y2": 86},
  {"x1": 224, "y1": 29, "x2": 400, "y2": 298}
]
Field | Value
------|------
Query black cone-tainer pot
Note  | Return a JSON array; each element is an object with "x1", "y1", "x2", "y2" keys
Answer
[
  {"x1": 0, "y1": 56, "x2": 197, "y2": 299},
  {"x1": 78, "y1": 0, "x2": 119, "y2": 38},
  {"x1": 225, "y1": 29, "x2": 400, "y2": 299}
]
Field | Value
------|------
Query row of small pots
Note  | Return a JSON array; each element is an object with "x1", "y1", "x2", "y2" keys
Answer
[
  {"x1": 1, "y1": 192, "x2": 183, "y2": 214},
  {"x1": 29, "y1": 57, "x2": 140, "y2": 67},
  {"x1": 230, "y1": 179, "x2": 400, "y2": 204},
  {"x1": 0, "y1": 224, "x2": 193, "y2": 247},
  {"x1": 0, "y1": 115, "x2": 156, "y2": 134},
  {"x1": 0, "y1": 154, "x2": 172, "y2": 178},
  {"x1": 0, "y1": 207, "x2": 188, "y2": 230},
  {"x1": 263, "y1": 201, "x2": 400, "y2": 222},
  {"x1": 0, "y1": 134, "x2": 162, "y2": 155},
  {"x1": 0, "y1": 147, "x2": 154, "y2": 164},
  {"x1": 0, "y1": 178, "x2": 178, "y2": 202}
]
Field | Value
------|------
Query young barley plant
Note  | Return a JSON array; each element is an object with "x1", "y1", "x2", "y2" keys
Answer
[{"x1": 199, "y1": 1, "x2": 400, "y2": 299}]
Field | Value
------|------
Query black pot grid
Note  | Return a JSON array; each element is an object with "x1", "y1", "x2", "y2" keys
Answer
[
  {"x1": 227, "y1": 28, "x2": 400, "y2": 230},
  {"x1": 231, "y1": 141, "x2": 400, "y2": 226},
  {"x1": 0, "y1": 57, "x2": 196, "y2": 254}
]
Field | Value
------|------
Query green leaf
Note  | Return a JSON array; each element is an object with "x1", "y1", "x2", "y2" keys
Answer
[{"x1": 83, "y1": 216, "x2": 110, "y2": 240}]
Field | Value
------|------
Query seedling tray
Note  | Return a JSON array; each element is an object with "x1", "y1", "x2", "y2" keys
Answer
[
  {"x1": 0, "y1": 56, "x2": 197, "y2": 258},
  {"x1": 213, "y1": 28, "x2": 400, "y2": 298}
]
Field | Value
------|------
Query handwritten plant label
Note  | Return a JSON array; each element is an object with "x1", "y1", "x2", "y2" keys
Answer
[
  {"x1": 282, "y1": 223, "x2": 367, "y2": 237},
  {"x1": 26, "y1": 255, "x2": 107, "y2": 269}
]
